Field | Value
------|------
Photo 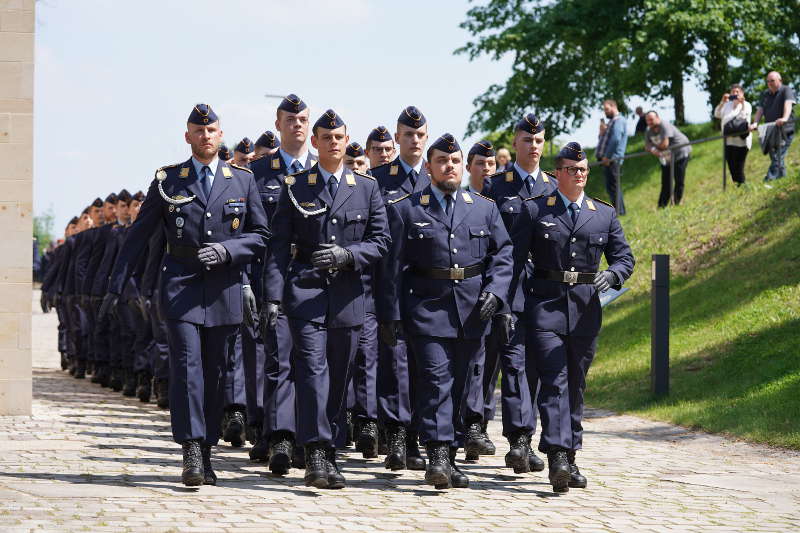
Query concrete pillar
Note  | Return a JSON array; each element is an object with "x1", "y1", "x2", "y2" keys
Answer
[{"x1": 0, "y1": 0, "x2": 34, "y2": 415}]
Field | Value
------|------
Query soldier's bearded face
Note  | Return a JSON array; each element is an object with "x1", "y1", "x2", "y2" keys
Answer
[
  {"x1": 185, "y1": 122, "x2": 223, "y2": 161},
  {"x1": 427, "y1": 150, "x2": 463, "y2": 193}
]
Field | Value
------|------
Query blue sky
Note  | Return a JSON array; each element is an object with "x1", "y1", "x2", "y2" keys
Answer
[{"x1": 34, "y1": 0, "x2": 710, "y2": 233}]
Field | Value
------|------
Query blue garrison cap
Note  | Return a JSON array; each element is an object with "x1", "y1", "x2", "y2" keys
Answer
[
  {"x1": 346, "y1": 142, "x2": 365, "y2": 158},
  {"x1": 313, "y1": 109, "x2": 345, "y2": 131},
  {"x1": 367, "y1": 125, "x2": 392, "y2": 144},
  {"x1": 556, "y1": 141, "x2": 586, "y2": 161},
  {"x1": 429, "y1": 133, "x2": 461, "y2": 154},
  {"x1": 278, "y1": 93, "x2": 307, "y2": 114},
  {"x1": 188, "y1": 103, "x2": 219, "y2": 125},
  {"x1": 515, "y1": 113, "x2": 544, "y2": 134},
  {"x1": 235, "y1": 137, "x2": 254, "y2": 154},
  {"x1": 117, "y1": 189, "x2": 132, "y2": 203},
  {"x1": 105, "y1": 193, "x2": 118, "y2": 204},
  {"x1": 468, "y1": 140, "x2": 495, "y2": 158},
  {"x1": 218, "y1": 144, "x2": 232, "y2": 160},
  {"x1": 397, "y1": 106, "x2": 426, "y2": 128},
  {"x1": 91, "y1": 197, "x2": 103, "y2": 208},
  {"x1": 255, "y1": 130, "x2": 280, "y2": 149}
]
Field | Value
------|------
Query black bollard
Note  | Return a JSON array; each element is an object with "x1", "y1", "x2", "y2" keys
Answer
[{"x1": 651, "y1": 254, "x2": 669, "y2": 396}]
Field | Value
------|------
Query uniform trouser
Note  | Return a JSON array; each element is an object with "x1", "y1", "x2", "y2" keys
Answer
[
  {"x1": 132, "y1": 310, "x2": 153, "y2": 374},
  {"x1": 349, "y1": 312, "x2": 378, "y2": 422},
  {"x1": 261, "y1": 312, "x2": 296, "y2": 438},
  {"x1": 149, "y1": 294, "x2": 170, "y2": 380},
  {"x1": 376, "y1": 336, "x2": 413, "y2": 426},
  {"x1": 93, "y1": 304, "x2": 110, "y2": 364},
  {"x1": 241, "y1": 319, "x2": 265, "y2": 426},
  {"x1": 64, "y1": 297, "x2": 79, "y2": 360},
  {"x1": 483, "y1": 315, "x2": 535, "y2": 436},
  {"x1": 112, "y1": 302, "x2": 136, "y2": 371},
  {"x1": 56, "y1": 304, "x2": 68, "y2": 354},
  {"x1": 409, "y1": 335, "x2": 484, "y2": 448},
  {"x1": 288, "y1": 318, "x2": 361, "y2": 447},
  {"x1": 528, "y1": 330, "x2": 597, "y2": 453},
  {"x1": 166, "y1": 319, "x2": 239, "y2": 445},
  {"x1": 84, "y1": 301, "x2": 96, "y2": 363},
  {"x1": 224, "y1": 331, "x2": 247, "y2": 410}
]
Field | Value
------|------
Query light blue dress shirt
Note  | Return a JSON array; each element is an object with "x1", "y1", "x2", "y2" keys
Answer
[
  {"x1": 430, "y1": 183, "x2": 457, "y2": 212},
  {"x1": 191, "y1": 156, "x2": 219, "y2": 190},
  {"x1": 513, "y1": 161, "x2": 540, "y2": 189},
  {"x1": 398, "y1": 157, "x2": 424, "y2": 177}
]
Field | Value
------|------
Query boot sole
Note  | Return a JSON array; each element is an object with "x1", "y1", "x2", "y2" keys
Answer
[
  {"x1": 384, "y1": 454, "x2": 406, "y2": 471},
  {"x1": 269, "y1": 453, "x2": 291, "y2": 475},
  {"x1": 529, "y1": 459, "x2": 545, "y2": 472},
  {"x1": 569, "y1": 478, "x2": 587, "y2": 489},
  {"x1": 182, "y1": 472, "x2": 204, "y2": 487},
  {"x1": 464, "y1": 441, "x2": 482, "y2": 461},
  {"x1": 550, "y1": 469, "x2": 570, "y2": 492},
  {"x1": 304, "y1": 473, "x2": 329, "y2": 489},
  {"x1": 425, "y1": 471, "x2": 450, "y2": 488},
  {"x1": 505, "y1": 453, "x2": 531, "y2": 474}
]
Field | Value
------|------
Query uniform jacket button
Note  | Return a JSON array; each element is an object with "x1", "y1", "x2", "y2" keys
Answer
[
  {"x1": 332, "y1": 219, "x2": 337, "y2": 224},
  {"x1": 544, "y1": 233, "x2": 549, "y2": 239},
  {"x1": 206, "y1": 266, "x2": 211, "y2": 271},
  {"x1": 162, "y1": 266, "x2": 166, "y2": 271},
  {"x1": 206, "y1": 212, "x2": 211, "y2": 218},
  {"x1": 571, "y1": 237, "x2": 576, "y2": 242},
  {"x1": 330, "y1": 235, "x2": 336, "y2": 241},
  {"x1": 452, "y1": 248, "x2": 457, "y2": 253},
  {"x1": 570, "y1": 267, "x2": 575, "y2": 271},
  {"x1": 207, "y1": 230, "x2": 212, "y2": 235}
]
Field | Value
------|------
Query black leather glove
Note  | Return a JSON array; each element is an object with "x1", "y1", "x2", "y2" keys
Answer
[
  {"x1": 40, "y1": 291, "x2": 50, "y2": 313},
  {"x1": 594, "y1": 270, "x2": 616, "y2": 293},
  {"x1": 198, "y1": 242, "x2": 229, "y2": 266},
  {"x1": 259, "y1": 301, "x2": 280, "y2": 339},
  {"x1": 98, "y1": 293, "x2": 119, "y2": 321},
  {"x1": 379, "y1": 321, "x2": 404, "y2": 347},
  {"x1": 311, "y1": 243, "x2": 354, "y2": 270},
  {"x1": 242, "y1": 285, "x2": 258, "y2": 328},
  {"x1": 495, "y1": 313, "x2": 515, "y2": 345},
  {"x1": 477, "y1": 292, "x2": 499, "y2": 321}
]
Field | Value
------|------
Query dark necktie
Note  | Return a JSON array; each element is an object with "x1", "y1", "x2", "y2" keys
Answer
[
  {"x1": 569, "y1": 202, "x2": 580, "y2": 224},
  {"x1": 328, "y1": 174, "x2": 339, "y2": 200},
  {"x1": 291, "y1": 160, "x2": 303, "y2": 174},
  {"x1": 201, "y1": 166, "x2": 212, "y2": 198},
  {"x1": 525, "y1": 176, "x2": 534, "y2": 195},
  {"x1": 409, "y1": 169, "x2": 418, "y2": 188},
  {"x1": 444, "y1": 195, "x2": 454, "y2": 225}
]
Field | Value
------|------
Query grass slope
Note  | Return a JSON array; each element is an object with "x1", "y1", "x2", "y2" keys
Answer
[{"x1": 544, "y1": 121, "x2": 800, "y2": 449}]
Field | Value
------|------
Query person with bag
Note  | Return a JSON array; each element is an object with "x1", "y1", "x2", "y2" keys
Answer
[{"x1": 714, "y1": 84, "x2": 752, "y2": 187}]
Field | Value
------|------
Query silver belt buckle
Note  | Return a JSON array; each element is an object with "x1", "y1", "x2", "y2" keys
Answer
[
  {"x1": 450, "y1": 267, "x2": 465, "y2": 280},
  {"x1": 564, "y1": 271, "x2": 579, "y2": 283}
]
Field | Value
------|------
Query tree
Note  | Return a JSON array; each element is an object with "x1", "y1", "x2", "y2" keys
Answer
[{"x1": 33, "y1": 209, "x2": 55, "y2": 253}]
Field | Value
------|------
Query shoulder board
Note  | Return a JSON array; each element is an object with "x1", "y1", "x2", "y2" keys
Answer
[
  {"x1": 371, "y1": 162, "x2": 391, "y2": 172},
  {"x1": 591, "y1": 196, "x2": 614, "y2": 207},
  {"x1": 155, "y1": 163, "x2": 179, "y2": 173},
  {"x1": 543, "y1": 170, "x2": 556, "y2": 179},
  {"x1": 249, "y1": 154, "x2": 265, "y2": 163},
  {"x1": 487, "y1": 170, "x2": 505, "y2": 180},
  {"x1": 524, "y1": 194, "x2": 546, "y2": 202},
  {"x1": 387, "y1": 193, "x2": 411, "y2": 205},
  {"x1": 230, "y1": 163, "x2": 253, "y2": 174},
  {"x1": 354, "y1": 170, "x2": 375, "y2": 181},
  {"x1": 473, "y1": 192, "x2": 495, "y2": 203}
]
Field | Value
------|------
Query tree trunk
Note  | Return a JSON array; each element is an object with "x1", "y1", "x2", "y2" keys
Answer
[
  {"x1": 671, "y1": 68, "x2": 685, "y2": 125},
  {"x1": 704, "y1": 37, "x2": 730, "y2": 121}
]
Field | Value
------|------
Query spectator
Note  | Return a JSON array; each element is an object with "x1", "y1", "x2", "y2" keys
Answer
[
  {"x1": 495, "y1": 147, "x2": 512, "y2": 171},
  {"x1": 634, "y1": 106, "x2": 647, "y2": 135},
  {"x1": 644, "y1": 111, "x2": 692, "y2": 207},
  {"x1": 714, "y1": 84, "x2": 752, "y2": 187},
  {"x1": 596, "y1": 99, "x2": 628, "y2": 214},
  {"x1": 750, "y1": 71, "x2": 795, "y2": 181}
]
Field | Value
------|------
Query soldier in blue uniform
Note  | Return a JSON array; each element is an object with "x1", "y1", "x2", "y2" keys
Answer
[
  {"x1": 100, "y1": 104, "x2": 270, "y2": 487},
  {"x1": 379, "y1": 133, "x2": 513, "y2": 489},
  {"x1": 253, "y1": 94, "x2": 318, "y2": 473},
  {"x1": 463, "y1": 140, "x2": 496, "y2": 194},
  {"x1": 233, "y1": 137, "x2": 254, "y2": 167},
  {"x1": 510, "y1": 142, "x2": 634, "y2": 492},
  {"x1": 365, "y1": 126, "x2": 395, "y2": 169},
  {"x1": 481, "y1": 113, "x2": 556, "y2": 472},
  {"x1": 218, "y1": 144, "x2": 232, "y2": 162},
  {"x1": 343, "y1": 141, "x2": 369, "y2": 174},
  {"x1": 370, "y1": 106, "x2": 431, "y2": 471},
  {"x1": 139, "y1": 228, "x2": 171, "y2": 409},
  {"x1": 253, "y1": 130, "x2": 280, "y2": 159},
  {"x1": 264, "y1": 109, "x2": 389, "y2": 489}
]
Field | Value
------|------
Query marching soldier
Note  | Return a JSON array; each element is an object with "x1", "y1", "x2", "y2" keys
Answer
[
  {"x1": 365, "y1": 126, "x2": 395, "y2": 169},
  {"x1": 370, "y1": 106, "x2": 431, "y2": 472},
  {"x1": 218, "y1": 144, "x2": 233, "y2": 162},
  {"x1": 464, "y1": 140, "x2": 496, "y2": 194},
  {"x1": 253, "y1": 94, "x2": 318, "y2": 472},
  {"x1": 510, "y1": 142, "x2": 634, "y2": 492},
  {"x1": 481, "y1": 113, "x2": 556, "y2": 472},
  {"x1": 253, "y1": 130, "x2": 280, "y2": 159},
  {"x1": 343, "y1": 142, "x2": 369, "y2": 174},
  {"x1": 379, "y1": 134, "x2": 513, "y2": 489},
  {"x1": 264, "y1": 109, "x2": 389, "y2": 488},
  {"x1": 101, "y1": 103, "x2": 270, "y2": 487},
  {"x1": 233, "y1": 137, "x2": 255, "y2": 167}
]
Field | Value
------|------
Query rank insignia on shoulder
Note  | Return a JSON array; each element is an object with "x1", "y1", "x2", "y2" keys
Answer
[
  {"x1": 420, "y1": 194, "x2": 430, "y2": 206},
  {"x1": 346, "y1": 174, "x2": 356, "y2": 186},
  {"x1": 591, "y1": 196, "x2": 614, "y2": 207},
  {"x1": 547, "y1": 196, "x2": 557, "y2": 206},
  {"x1": 271, "y1": 158, "x2": 281, "y2": 170},
  {"x1": 462, "y1": 192, "x2": 473, "y2": 204},
  {"x1": 505, "y1": 172, "x2": 514, "y2": 182},
  {"x1": 222, "y1": 166, "x2": 233, "y2": 178},
  {"x1": 388, "y1": 193, "x2": 410, "y2": 204},
  {"x1": 156, "y1": 169, "x2": 167, "y2": 181},
  {"x1": 300, "y1": 202, "x2": 316, "y2": 208},
  {"x1": 541, "y1": 174, "x2": 550, "y2": 183},
  {"x1": 308, "y1": 173, "x2": 317, "y2": 185},
  {"x1": 232, "y1": 217, "x2": 240, "y2": 230},
  {"x1": 285, "y1": 176, "x2": 295, "y2": 186},
  {"x1": 389, "y1": 165, "x2": 399, "y2": 176},
  {"x1": 586, "y1": 199, "x2": 596, "y2": 211},
  {"x1": 179, "y1": 167, "x2": 190, "y2": 178},
  {"x1": 475, "y1": 192, "x2": 495, "y2": 203}
]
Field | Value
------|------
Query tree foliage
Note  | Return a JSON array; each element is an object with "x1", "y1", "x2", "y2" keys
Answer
[
  {"x1": 33, "y1": 209, "x2": 55, "y2": 253},
  {"x1": 457, "y1": 0, "x2": 800, "y2": 137}
]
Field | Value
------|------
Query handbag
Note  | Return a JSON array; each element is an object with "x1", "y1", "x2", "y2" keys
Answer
[{"x1": 723, "y1": 116, "x2": 749, "y2": 140}]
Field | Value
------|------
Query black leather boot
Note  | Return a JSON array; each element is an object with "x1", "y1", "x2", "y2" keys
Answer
[
  {"x1": 222, "y1": 408, "x2": 246, "y2": 447},
  {"x1": 424, "y1": 441, "x2": 452, "y2": 489},
  {"x1": 567, "y1": 450, "x2": 587, "y2": 488},
  {"x1": 527, "y1": 435, "x2": 545, "y2": 472},
  {"x1": 479, "y1": 421, "x2": 496, "y2": 455},
  {"x1": 547, "y1": 448, "x2": 571, "y2": 493},
  {"x1": 406, "y1": 431, "x2": 426, "y2": 470},
  {"x1": 136, "y1": 372, "x2": 152, "y2": 403},
  {"x1": 384, "y1": 423, "x2": 407, "y2": 471},
  {"x1": 325, "y1": 447, "x2": 345, "y2": 489},
  {"x1": 464, "y1": 421, "x2": 484, "y2": 461},
  {"x1": 292, "y1": 444, "x2": 306, "y2": 469},
  {"x1": 345, "y1": 410, "x2": 354, "y2": 447},
  {"x1": 378, "y1": 425, "x2": 389, "y2": 455},
  {"x1": 201, "y1": 445, "x2": 217, "y2": 485},
  {"x1": 98, "y1": 364, "x2": 111, "y2": 388},
  {"x1": 181, "y1": 440, "x2": 204, "y2": 487},
  {"x1": 90, "y1": 362, "x2": 104, "y2": 383},
  {"x1": 74, "y1": 359, "x2": 86, "y2": 380},
  {"x1": 109, "y1": 368, "x2": 123, "y2": 391},
  {"x1": 249, "y1": 424, "x2": 269, "y2": 462},
  {"x1": 505, "y1": 431, "x2": 531, "y2": 473},
  {"x1": 304, "y1": 442, "x2": 329, "y2": 489},
  {"x1": 122, "y1": 369, "x2": 137, "y2": 397},
  {"x1": 60, "y1": 353, "x2": 69, "y2": 371},
  {"x1": 449, "y1": 447, "x2": 469, "y2": 488},
  {"x1": 268, "y1": 431, "x2": 293, "y2": 475},
  {"x1": 356, "y1": 419, "x2": 379, "y2": 459},
  {"x1": 155, "y1": 379, "x2": 169, "y2": 409}
]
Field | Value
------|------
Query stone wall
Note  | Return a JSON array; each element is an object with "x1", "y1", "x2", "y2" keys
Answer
[{"x1": 0, "y1": 0, "x2": 34, "y2": 415}]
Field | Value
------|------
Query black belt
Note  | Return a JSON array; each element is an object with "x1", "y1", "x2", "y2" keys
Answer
[
  {"x1": 166, "y1": 243, "x2": 200, "y2": 260},
  {"x1": 534, "y1": 268, "x2": 596, "y2": 284},
  {"x1": 410, "y1": 263, "x2": 483, "y2": 280}
]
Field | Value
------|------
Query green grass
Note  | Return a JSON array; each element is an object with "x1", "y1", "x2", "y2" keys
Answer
[{"x1": 549, "y1": 120, "x2": 800, "y2": 449}]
